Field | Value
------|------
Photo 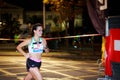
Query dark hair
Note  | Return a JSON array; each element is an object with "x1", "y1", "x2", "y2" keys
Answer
[{"x1": 31, "y1": 23, "x2": 43, "y2": 36}]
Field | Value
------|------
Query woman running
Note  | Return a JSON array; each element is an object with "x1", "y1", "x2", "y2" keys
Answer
[{"x1": 16, "y1": 23, "x2": 49, "y2": 80}]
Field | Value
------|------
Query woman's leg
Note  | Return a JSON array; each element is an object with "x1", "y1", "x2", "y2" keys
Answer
[
  {"x1": 29, "y1": 67, "x2": 42, "y2": 80},
  {"x1": 24, "y1": 72, "x2": 33, "y2": 80}
]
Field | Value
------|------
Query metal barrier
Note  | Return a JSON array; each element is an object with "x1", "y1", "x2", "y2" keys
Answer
[{"x1": 111, "y1": 62, "x2": 120, "y2": 80}]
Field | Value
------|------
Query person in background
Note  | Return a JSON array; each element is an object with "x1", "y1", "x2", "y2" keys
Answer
[
  {"x1": 16, "y1": 23, "x2": 49, "y2": 80},
  {"x1": 14, "y1": 32, "x2": 20, "y2": 45}
]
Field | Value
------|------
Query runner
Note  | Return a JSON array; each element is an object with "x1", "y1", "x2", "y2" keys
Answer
[{"x1": 16, "y1": 23, "x2": 49, "y2": 80}]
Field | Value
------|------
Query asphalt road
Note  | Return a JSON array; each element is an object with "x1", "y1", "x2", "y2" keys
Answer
[{"x1": 0, "y1": 51, "x2": 105, "y2": 80}]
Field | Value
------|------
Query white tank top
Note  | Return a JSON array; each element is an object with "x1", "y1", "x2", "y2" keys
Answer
[{"x1": 28, "y1": 37, "x2": 44, "y2": 54}]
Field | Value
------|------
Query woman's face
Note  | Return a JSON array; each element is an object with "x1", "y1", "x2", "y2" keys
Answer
[{"x1": 34, "y1": 26, "x2": 43, "y2": 37}]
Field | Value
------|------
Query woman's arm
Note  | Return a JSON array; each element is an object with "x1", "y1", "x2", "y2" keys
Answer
[
  {"x1": 16, "y1": 38, "x2": 31, "y2": 58},
  {"x1": 42, "y1": 38, "x2": 49, "y2": 53}
]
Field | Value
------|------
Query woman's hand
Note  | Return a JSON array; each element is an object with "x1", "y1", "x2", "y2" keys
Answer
[
  {"x1": 44, "y1": 47, "x2": 49, "y2": 53},
  {"x1": 25, "y1": 53, "x2": 29, "y2": 58}
]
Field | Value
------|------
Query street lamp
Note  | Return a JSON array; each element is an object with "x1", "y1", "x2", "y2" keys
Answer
[
  {"x1": 43, "y1": 0, "x2": 49, "y2": 29},
  {"x1": 43, "y1": 2, "x2": 46, "y2": 29}
]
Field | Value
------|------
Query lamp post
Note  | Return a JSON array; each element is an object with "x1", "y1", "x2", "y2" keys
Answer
[
  {"x1": 43, "y1": 0, "x2": 49, "y2": 30},
  {"x1": 43, "y1": 2, "x2": 46, "y2": 29}
]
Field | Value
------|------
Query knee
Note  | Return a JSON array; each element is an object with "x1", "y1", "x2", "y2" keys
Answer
[
  {"x1": 24, "y1": 76, "x2": 32, "y2": 80},
  {"x1": 24, "y1": 73, "x2": 33, "y2": 80}
]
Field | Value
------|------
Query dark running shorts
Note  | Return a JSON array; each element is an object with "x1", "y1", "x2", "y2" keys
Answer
[{"x1": 26, "y1": 58, "x2": 42, "y2": 71}]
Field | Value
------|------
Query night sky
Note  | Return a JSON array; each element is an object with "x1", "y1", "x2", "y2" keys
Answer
[
  {"x1": 3, "y1": 0, "x2": 120, "y2": 16},
  {"x1": 4, "y1": 0, "x2": 44, "y2": 11},
  {"x1": 107, "y1": 0, "x2": 120, "y2": 16}
]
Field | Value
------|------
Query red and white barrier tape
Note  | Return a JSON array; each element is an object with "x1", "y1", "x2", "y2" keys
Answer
[{"x1": 0, "y1": 34, "x2": 101, "y2": 41}]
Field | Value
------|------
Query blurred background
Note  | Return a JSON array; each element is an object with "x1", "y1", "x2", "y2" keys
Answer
[{"x1": 0, "y1": 0, "x2": 119, "y2": 59}]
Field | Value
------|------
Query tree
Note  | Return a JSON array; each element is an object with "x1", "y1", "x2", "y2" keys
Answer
[
  {"x1": 43, "y1": 0, "x2": 85, "y2": 35},
  {"x1": 0, "y1": 13, "x2": 20, "y2": 39},
  {"x1": 43, "y1": 0, "x2": 86, "y2": 47}
]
